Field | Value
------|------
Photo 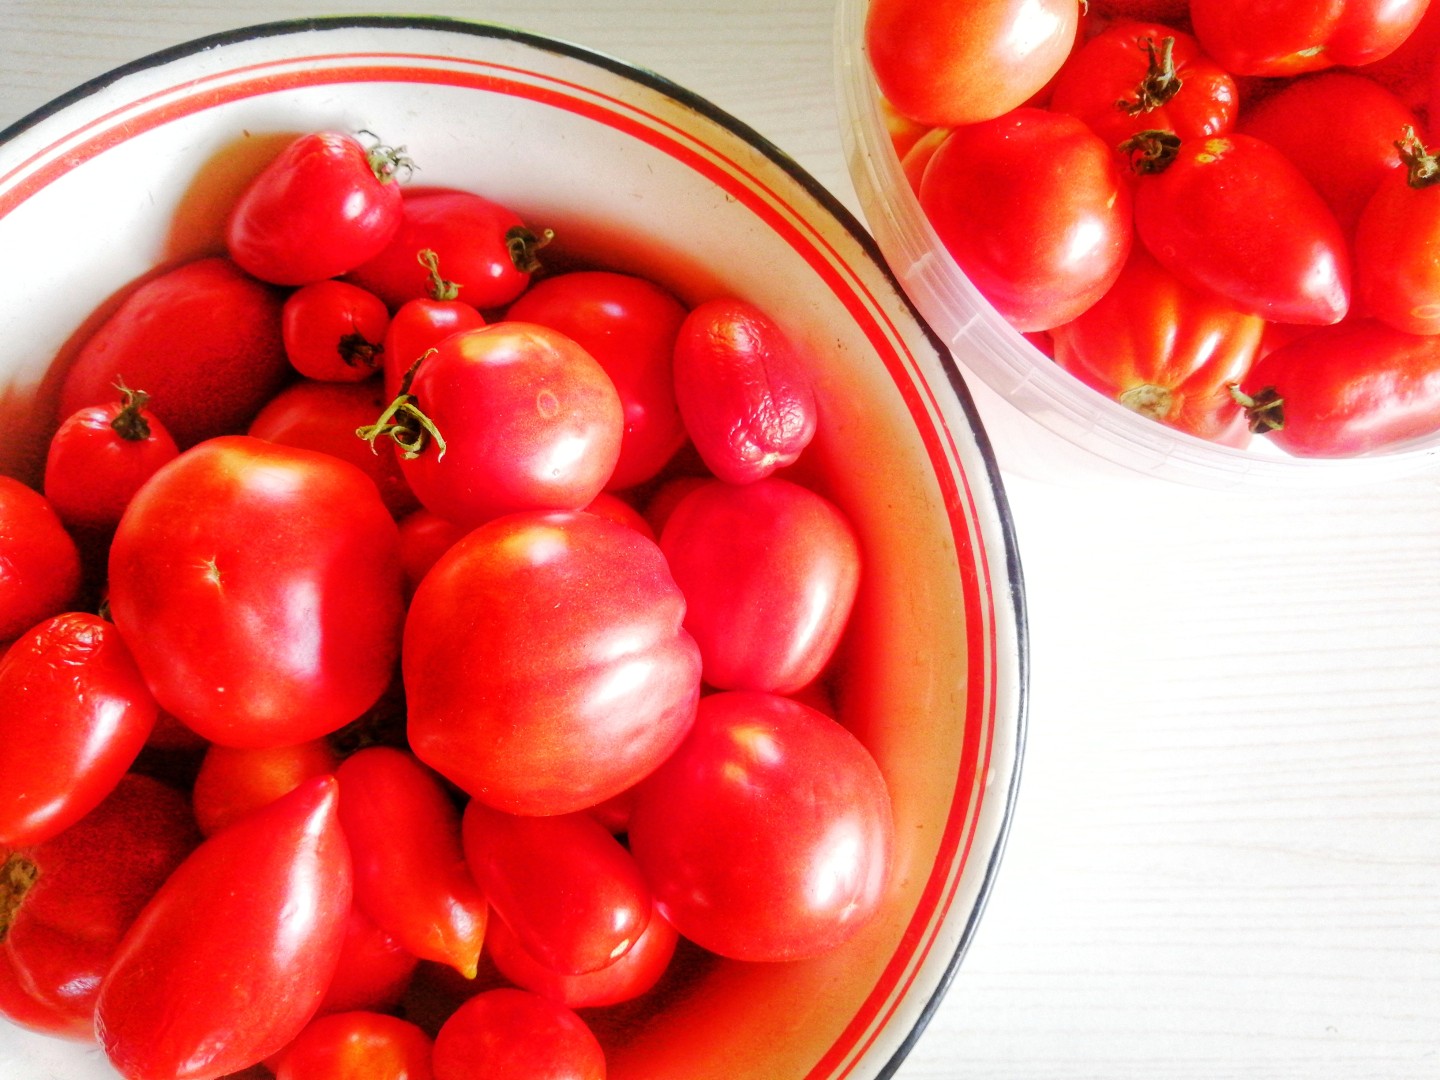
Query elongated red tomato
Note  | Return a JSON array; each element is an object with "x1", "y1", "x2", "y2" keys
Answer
[
  {"x1": 107, "y1": 436, "x2": 405, "y2": 748},
  {"x1": 1235, "y1": 319, "x2": 1440, "y2": 456},
  {"x1": 1051, "y1": 245, "x2": 1263, "y2": 445},
  {"x1": 335, "y1": 747, "x2": 489, "y2": 978},
  {"x1": 317, "y1": 907, "x2": 419, "y2": 1017},
  {"x1": 405, "y1": 510, "x2": 701, "y2": 816},
  {"x1": 462, "y1": 802, "x2": 651, "y2": 975},
  {"x1": 628, "y1": 691, "x2": 894, "y2": 963},
  {"x1": 659, "y1": 477, "x2": 861, "y2": 694},
  {"x1": 227, "y1": 131, "x2": 409, "y2": 285},
  {"x1": 0, "y1": 477, "x2": 81, "y2": 643},
  {"x1": 1131, "y1": 133, "x2": 1351, "y2": 325},
  {"x1": 96, "y1": 776, "x2": 353, "y2": 1080},
  {"x1": 865, "y1": 0, "x2": 1080, "y2": 127},
  {"x1": 1354, "y1": 128, "x2": 1440, "y2": 335},
  {"x1": 1189, "y1": 0, "x2": 1429, "y2": 76},
  {"x1": 0, "y1": 613, "x2": 157, "y2": 846},
  {"x1": 919, "y1": 108, "x2": 1132, "y2": 332}
]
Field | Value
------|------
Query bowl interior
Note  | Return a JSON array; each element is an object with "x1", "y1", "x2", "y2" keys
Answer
[{"x1": 0, "y1": 18, "x2": 1025, "y2": 1079}]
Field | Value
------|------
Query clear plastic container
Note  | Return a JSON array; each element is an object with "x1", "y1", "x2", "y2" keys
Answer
[{"x1": 834, "y1": 0, "x2": 1440, "y2": 490}]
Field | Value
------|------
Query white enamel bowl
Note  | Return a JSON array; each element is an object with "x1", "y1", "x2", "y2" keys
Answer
[{"x1": 0, "y1": 17, "x2": 1025, "y2": 1079}]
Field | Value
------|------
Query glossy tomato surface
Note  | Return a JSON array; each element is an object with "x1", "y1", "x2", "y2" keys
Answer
[{"x1": 0, "y1": 477, "x2": 80, "y2": 643}]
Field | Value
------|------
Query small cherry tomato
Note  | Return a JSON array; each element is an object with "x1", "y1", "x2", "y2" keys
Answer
[
  {"x1": 273, "y1": 1010, "x2": 434, "y2": 1080},
  {"x1": 1129, "y1": 132, "x2": 1351, "y2": 325},
  {"x1": 0, "y1": 775, "x2": 199, "y2": 1039},
  {"x1": 1355, "y1": 127, "x2": 1440, "y2": 335},
  {"x1": 0, "y1": 477, "x2": 81, "y2": 642},
  {"x1": 1189, "y1": 0, "x2": 1429, "y2": 76},
  {"x1": 628, "y1": 691, "x2": 894, "y2": 963},
  {"x1": 659, "y1": 477, "x2": 861, "y2": 694},
  {"x1": 506, "y1": 270, "x2": 689, "y2": 490},
  {"x1": 191, "y1": 737, "x2": 342, "y2": 836},
  {"x1": 865, "y1": 0, "x2": 1081, "y2": 127},
  {"x1": 1239, "y1": 71, "x2": 1419, "y2": 238},
  {"x1": 1051, "y1": 244, "x2": 1263, "y2": 445},
  {"x1": 381, "y1": 249, "x2": 487, "y2": 399},
  {"x1": 404, "y1": 510, "x2": 701, "y2": 817},
  {"x1": 282, "y1": 279, "x2": 391, "y2": 382},
  {"x1": 43, "y1": 384, "x2": 179, "y2": 532},
  {"x1": 462, "y1": 802, "x2": 651, "y2": 976},
  {"x1": 1235, "y1": 318, "x2": 1440, "y2": 456},
  {"x1": 361, "y1": 323, "x2": 624, "y2": 529},
  {"x1": 431, "y1": 988, "x2": 606, "y2": 1080},
  {"x1": 247, "y1": 376, "x2": 421, "y2": 518},
  {"x1": 96, "y1": 776, "x2": 353, "y2": 1080},
  {"x1": 348, "y1": 189, "x2": 548, "y2": 311},
  {"x1": 0, "y1": 613, "x2": 157, "y2": 846},
  {"x1": 919, "y1": 107, "x2": 1133, "y2": 332},
  {"x1": 227, "y1": 131, "x2": 410, "y2": 285},
  {"x1": 335, "y1": 747, "x2": 488, "y2": 979},
  {"x1": 57, "y1": 256, "x2": 289, "y2": 448},
  {"x1": 107, "y1": 436, "x2": 406, "y2": 748},
  {"x1": 671, "y1": 297, "x2": 818, "y2": 484}
]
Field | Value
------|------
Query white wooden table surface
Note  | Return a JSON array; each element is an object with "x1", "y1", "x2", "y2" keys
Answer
[{"x1": 3, "y1": 2, "x2": 1438, "y2": 1078}]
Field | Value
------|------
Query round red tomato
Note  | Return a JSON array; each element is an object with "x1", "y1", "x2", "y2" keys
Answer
[
  {"x1": 0, "y1": 477, "x2": 81, "y2": 642},
  {"x1": 273, "y1": 1011, "x2": 434, "y2": 1080},
  {"x1": 0, "y1": 613, "x2": 157, "y2": 846},
  {"x1": 281, "y1": 279, "x2": 391, "y2": 382},
  {"x1": 919, "y1": 107, "x2": 1132, "y2": 332},
  {"x1": 404, "y1": 509, "x2": 701, "y2": 816},
  {"x1": 627, "y1": 691, "x2": 895, "y2": 963},
  {"x1": 659, "y1": 476, "x2": 861, "y2": 694},
  {"x1": 432, "y1": 989, "x2": 605, "y2": 1080},
  {"x1": 363, "y1": 323, "x2": 624, "y2": 529},
  {"x1": 865, "y1": 0, "x2": 1080, "y2": 127},
  {"x1": 1354, "y1": 128, "x2": 1440, "y2": 335},
  {"x1": 505, "y1": 270, "x2": 689, "y2": 490},
  {"x1": 227, "y1": 131, "x2": 409, "y2": 286},
  {"x1": 381, "y1": 249, "x2": 487, "y2": 399},
  {"x1": 1189, "y1": 0, "x2": 1429, "y2": 76},
  {"x1": 1051, "y1": 244, "x2": 1264, "y2": 445},
  {"x1": 1130, "y1": 132, "x2": 1351, "y2": 325},
  {"x1": 107, "y1": 435, "x2": 406, "y2": 748},
  {"x1": 43, "y1": 385, "x2": 179, "y2": 532},
  {"x1": 96, "y1": 776, "x2": 353, "y2": 1079}
]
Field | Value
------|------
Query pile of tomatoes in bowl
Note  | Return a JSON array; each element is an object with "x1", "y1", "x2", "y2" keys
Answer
[
  {"x1": 862, "y1": 0, "x2": 1440, "y2": 458},
  {"x1": 0, "y1": 126, "x2": 898, "y2": 1080}
]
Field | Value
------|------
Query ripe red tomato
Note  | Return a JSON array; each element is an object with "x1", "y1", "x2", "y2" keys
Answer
[
  {"x1": 96, "y1": 776, "x2": 353, "y2": 1079},
  {"x1": 627, "y1": 691, "x2": 894, "y2": 963},
  {"x1": 1354, "y1": 128, "x2": 1440, "y2": 335},
  {"x1": 57, "y1": 257, "x2": 289, "y2": 448},
  {"x1": 1051, "y1": 245, "x2": 1263, "y2": 445},
  {"x1": 317, "y1": 907, "x2": 419, "y2": 1018},
  {"x1": 659, "y1": 477, "x2": 861, "y2": 695},
  {"x1": 227, "y1": 131, "x2": 409, "y2": 286},
  {"x1": 364, "y1": 323, "x2": 624, "y2": 529},
  {"x1": 281, "y1": 279, "x2": 391, "y2": 382},
  {"x1": 671, "y1": 297, "x2": 818, "y2": 484},
  {"x1": 0, "y1": 477, "x2": 81, "y2": 642},
  {"x1": 865, "y1": 0, "x2": 1081, "y2": 127},
  {"x1": 335, "y1": 747, "x2": 489, "y2": 978},
  {"x1": 1130, "y1": 133, "x2": 1352, "y2": 325},
  {"x1": 919, "y1": 107, "x2": 1132, "y2": 332},
  {"x1": 431, "y1": 989, "x2": 605, "y2": 1080},
  {"x1": 0, "y1": 613, "x2": 157, "y2": 846},
  {"x1": 247, "y1": 377, "x2": 421, "y2": 518},
  {"x1": 347, "y1": 189, "x2": 547, "y2": 311},
  {"x1": 505, "y1": 270, "x2": 690, "y2": 490},
  {"x1": 107, "y1": 436, "x2": 405, "y2": 748},
  {"x1": 381, "y1": 249, "x2": 487, "y2": 399},
  {"x1": 1048, "y1": 22, "x2": 1238, "y2": 158},
  {"x1": 404, "y1": 510, "x2": 701, "y2": 816},
  {"x1": 273, "y1": 1010, "x2": 434, "y2": 1080},
  {"x1": 1235, "y1": 318, "x2": 1440, "y2": 456},
  {"x1": 0, "y1": 775, "x2": 199, "y2": 1039},
  {"x1": 395, "y1": 507, "x2": 469, "y2": 598},
  {"x1": 484, "y1": 899, "x2": 679, "y2": 1010},
  {"x1": 1239, "y1": 71, "x2": 1419, "y2": 239},
  {"x1": 43, "y1": 385, "x2": 179, "y2": 532},
  {"x1": 462, "y1": 802, "x2": 652, "y2": 975},
  {"x1": 1189, "y1": 0, "x2": 1429, "y2": 76},
  {"x1": 191, "y1": 737, "x2": 342, "y2": 836}
]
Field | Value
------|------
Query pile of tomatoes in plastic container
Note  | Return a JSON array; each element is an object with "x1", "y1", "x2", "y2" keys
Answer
[
  {"x1": 0, "y1": 130, "x2": 895, "y2": 1079},
  {"x1": 864, "y1": 0, "x2": 1440, "y2": 456}
]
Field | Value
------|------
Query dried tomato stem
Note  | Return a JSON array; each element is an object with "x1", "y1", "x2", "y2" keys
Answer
[
  {"x1": 1396, "y1": 125, "x2": 1440, "y2": 188},
  {"x1": 0, "y1": 853, "x2": 38, "y2": 942},
  {"x1": 1118, "y1": 36, "x2": 1184, "y2": 116},
  {"x1": 417, "y1": 248, "x2": 461, "y2": 302},
  {"x1": 1120, "y1": 128, "x2": 1183, "y2": 174},
  {"x1": 355, "y1": 129, "x2": 416, "y2": 184},
  {"x1": 506, "y1": 225, "x2": 555, "y2": 275},
  {"x1": 109, "y1": 380, "x2": 152, "y2": 442},
  {"x1": 1229, "y1": 384, "x2": 1286, "y2": 434},
  {"x1": 356, "y1": 354, "x2": 447, "y2": 461}
]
